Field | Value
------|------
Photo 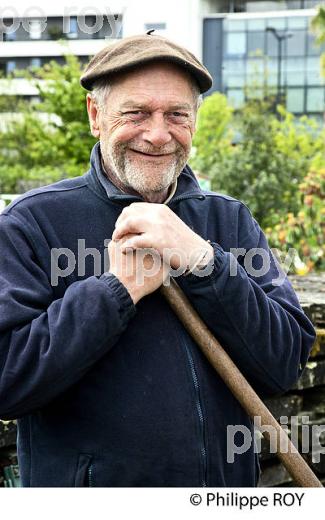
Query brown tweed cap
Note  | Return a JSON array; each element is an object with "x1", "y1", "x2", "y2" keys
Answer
[{"x1": 80, "y1": 33, "x2": 212, "y2": 93}]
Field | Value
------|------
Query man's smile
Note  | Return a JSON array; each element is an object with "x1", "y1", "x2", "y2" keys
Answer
[{"x1": 128, "y1": 148, "x2": 174, "y2": 158}]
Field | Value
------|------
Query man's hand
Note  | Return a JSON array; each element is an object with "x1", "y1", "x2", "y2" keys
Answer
[
  {"x1": 108, "y1": 235, "x2": 169, "y2": 304},
  {"x1": 111, "y1": 203, "x2": 213, "y2": 271}
]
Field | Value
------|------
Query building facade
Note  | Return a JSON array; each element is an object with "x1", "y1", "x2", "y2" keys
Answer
[
  {"x1": 0, "y1": 1, "x2": 324, "y2": 117},
  {"x1": 203, "y1": 1, "x2": 325, "y2": 118}
]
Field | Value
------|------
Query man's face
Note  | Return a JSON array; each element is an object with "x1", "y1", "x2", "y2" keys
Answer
[{"x1": 87, "y1": 62, "x2": 197, "y2": 199}]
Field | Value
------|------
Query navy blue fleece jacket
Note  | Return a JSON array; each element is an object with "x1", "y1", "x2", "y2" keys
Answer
[{"x1": 0, "y1": 143, "x2": 315, "y2": 486}]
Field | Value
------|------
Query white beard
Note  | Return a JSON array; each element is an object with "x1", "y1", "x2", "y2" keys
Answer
[
  {"x1": 120, "y1": 155, "x2": 179, "y2": 195},
  {"x1": 103, "y1": 140, "x2": 187, "y2": 198}
]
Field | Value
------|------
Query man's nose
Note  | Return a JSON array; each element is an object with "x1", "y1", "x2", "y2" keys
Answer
[{"x1": 141, "y1": 113, "x2": 172, "y2": 147}]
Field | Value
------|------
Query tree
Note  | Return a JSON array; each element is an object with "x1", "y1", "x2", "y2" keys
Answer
[
  {"x1": 0, "y1": 54, "x2": 95, "y2": 193},
  {"x1": 190, "y1": 96, "x2": 325, "y2": 228},
  {"x1": 265, "y1": 166, "x2": 325, "y2": 272},
  {"x1": 191, "y1": 92, "x2": 233, "y2": 174}
]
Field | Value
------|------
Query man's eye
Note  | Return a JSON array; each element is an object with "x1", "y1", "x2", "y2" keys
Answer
[
  {"x1": 169, "y1": 112, "x2": 189, "y2": 122},
  {"x1": 123, "y1": 111, "x2": 147, "y2": 120}
]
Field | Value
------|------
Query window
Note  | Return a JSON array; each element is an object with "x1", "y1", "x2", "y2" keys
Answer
[
  {"x1": 29, "y1": 20, "x2": 42, "y2": 39},
  {"x1": 247, "y1": 31, "x2": 265, "y2": 55},
  {"x1": 307, "y1": 34, "x2": 320, "y2": 56},
  {"x1": 306, "y1": 57, "x2": 323, "y2": 86},
  {"x1": 247, "y1": 19, "x2": 265, "y2": 31},
  {"x1": 265, "y1": 58, "x2": 278, "y2": 86},
  {"x1": 219, "y1": 10, "x2": 323, "y2": 116},
  {"x1": 286, "y1": 88, "x2": 304, "y2": 112},
  {"x1": 226, "y1": 74, "x2": 245, "y2": 87},
  {"x1": 67, "y1": 17, "x2": 78, "y2": 38},
  {"x1": 6, "y1": 32, "x2": 16, "y2": 41},
  {"x1": 286, "y1": 31, "x2": 306, "y2": 57},
  {"x1": 266, "y1": 18, "x2": 286, "y2": 30},
  {"x1": 30, "y1": 58, "x2": 41, "y2": 68},
  {"x1": 306, "y1": 88, "x2": 325, "y2": 112},
  {"x1": 4, "y1": 19, "x2": 16, "y2": 41},
  {"x1": 226, "y1": 32, "x2": 246, "y2": 56},
  {"x1": 6, "y1": 60, "x2": 16, "y2": 74},
  {"x1": 288, "y1": 17, "x2": 307, "y2": 30},
  {"x1": 223, "y1": 59, "x2": 245, "y2": 74},
  {"x1": 266, "y1": 32, "x2": 279, "y2": 57},
  {"x1": 285, "y1": 57, "x2": 305, "y2": 86},
  {"x1": 144, "y1": 23, "x2": 166, "y2": 33},
  {"x1": 225, "y1": 19, "x2": 246, "y2": 31},
  {"x1": 227, "y1": 89, "x2": 245, "y2": 108}
]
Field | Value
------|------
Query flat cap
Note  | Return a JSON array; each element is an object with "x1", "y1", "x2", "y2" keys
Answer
[{"x1": 80, "y1": 33, "x2": 212, "y2": 94}]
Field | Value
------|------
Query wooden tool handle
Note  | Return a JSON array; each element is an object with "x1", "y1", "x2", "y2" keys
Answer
[{"x1": 161, "y1": 279, "x2": 323, "y2": 487}]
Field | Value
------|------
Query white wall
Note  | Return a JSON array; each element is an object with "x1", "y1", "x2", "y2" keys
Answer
[
  {"x1": 2, "y1": 0, "x2": 205, "y2": 60},
  {"x1": 122, "y1": 0, "x2": 203, "y2": 59}
]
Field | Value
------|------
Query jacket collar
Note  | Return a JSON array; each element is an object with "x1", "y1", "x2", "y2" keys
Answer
[{"x1": 85, "y1": 142, "x2": 206, "y2": 205}]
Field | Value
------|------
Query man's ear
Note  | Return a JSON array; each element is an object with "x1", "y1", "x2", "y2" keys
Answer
[{"x1": 86, "y1": 94, "x2": 101, "y2": 138}]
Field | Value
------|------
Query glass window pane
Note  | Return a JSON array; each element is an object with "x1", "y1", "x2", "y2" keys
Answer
[
  {"x1": 306, "y1": 56, "x2": 319, "y2": 71},
  {"x1": 144, "y1": 23, "x2": 166, "y2": 32},
  {"x1": 306, "y1": 57, "x2": 322, "y2": 85},
  {"x1": 227, "y1": 89, "x2": 245, "y2": 109},
  {"x1": 6, "y1": 60, "x2": 16, "y2": 73},
  {"x1": 29, "y1": 20, "x2": 42, "y2": 39},
  {"x1": 265, "y1": 57, "x2": 277, "y2": 86},
  {"x1": 247, "y1": 31, "x2": 265, "y2": 55},
  {"x1": 285, "y1": 57, "x2": 305, "y2": 85},
  {"x1": 223, "y1": 59, "x2": 245, "y2": 74},
  {"x1": 227, "y1": 74, "x2": 246, "y2": 87},
  {"x1": 307, "y1": 34, "x2": 321, "y2": 56},
  {"x1": 30, "y1": 58, "x2": 41, "y2": 67},
  {"x1": 267, "y1": 18, "x2": 286, "y2": 30},
  {"x1": 70, "y1": 17, "x2": 78, "y2": 33},
  {"x1": 227, "y1": 19, "x2": 246, "y2": 31},
  {"x1": 247, "y1": 19, "x2": 266, "y2": 31},
  {"x1": 266, "y1": 32, "x2": 279, "y2": 57},
  {"x1": 4, "y1": 20, "x2": 16, "y2": 41},
  {"x1": 307, "y1": 88, "x2": 325, "y2": 112},
  {"x1": 226, "y1": 32, "x2": 246, "y2": 56},
  {"x1": 286, "y1": 31, "x2": 306, "y2": 57},
  {"x1": 288, "y1": 17, "x2": 307, "y2": 29},
  {"x1": 286, "y1": 88, "x2": 304, "y2": 113},
  {"x1": 286, "y1": 71, "x2": 305, "y2": 86}
]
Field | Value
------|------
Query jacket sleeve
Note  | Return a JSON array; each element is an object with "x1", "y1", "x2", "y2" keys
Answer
[
  {"x1": 0, "y1": 213, "x2": 136, "y2": 419},
  {"x1": 178, "y1": 205, "x2": 316, "y2": 397}
]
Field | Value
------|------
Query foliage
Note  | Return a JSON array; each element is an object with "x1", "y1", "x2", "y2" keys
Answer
[
  {"x1": 265, "y1": 167, "x2": 325, "y2": 273},
  {"x1": 0, "y1": 54, "x2": 323, "y2": 272},
  {"x1": 0, "y1": 54, "x2": 95, "y2": 193},
  {"x1": 190, "y1": 96, "x2": 325, "y2": 227},
  {"x1": 311, "y1": 5, "x2": 325, "y2": 77},
  {"x1": 191, "y1": 92, "x2": 234, "y2": 172},
  {"x1": 311, "y1": 6, "x2": 325, "y2": 44},
  {"x1": 190, "y1": 92, "x2": 325, "y2": 272}
]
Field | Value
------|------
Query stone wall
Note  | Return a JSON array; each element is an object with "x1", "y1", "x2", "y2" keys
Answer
[{"x1": 258, "y1": 274, "x2": 325, "y2": 486}]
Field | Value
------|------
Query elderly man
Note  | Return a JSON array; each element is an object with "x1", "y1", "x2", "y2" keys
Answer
[{"x1": 0, "y1": 34, "x2": 315, "y2": 487}]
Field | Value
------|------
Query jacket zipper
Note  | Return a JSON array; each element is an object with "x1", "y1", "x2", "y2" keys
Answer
[
  {"x1": 168, "y1": 193, "x2": 205, "y2": 205},
  {"x1": 182, "y1": 340, "x2": 207, "y2": 487},
  {"x1": 87, "y1": 465, "x2": 93, "y2": 487}
]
